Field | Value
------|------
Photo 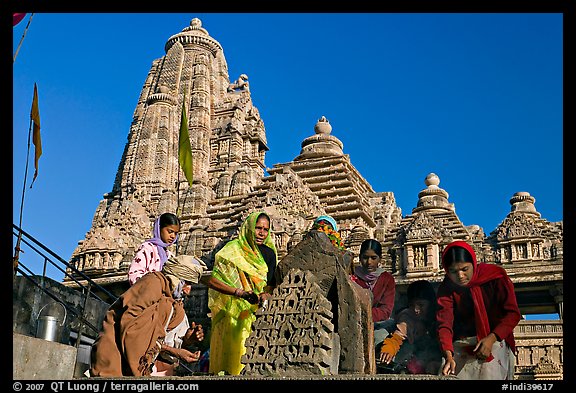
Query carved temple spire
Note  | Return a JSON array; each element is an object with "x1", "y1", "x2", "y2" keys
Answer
[
  {"x1": 412, "y1": 172, "x2": 455, "y2": 213},
  {"x1": 509, "y1": 191, "x2": 541, "y2": 218},
  {"x1": 165, "y1": 17, "x2": 222, "y2": 55},
  {"x1": 295, "y1": 116, "x2": 344, "y2": 160}
]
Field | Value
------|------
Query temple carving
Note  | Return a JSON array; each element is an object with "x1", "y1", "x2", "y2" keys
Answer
[{"x1": 64, "y1": 18, "x2": 562, "y2": 379}]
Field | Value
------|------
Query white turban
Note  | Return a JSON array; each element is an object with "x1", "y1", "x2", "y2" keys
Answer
[{"x1": 162, "y1": 255, "x2": 208, "y2": 290}]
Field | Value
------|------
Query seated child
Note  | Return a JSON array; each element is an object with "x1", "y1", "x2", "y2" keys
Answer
[{"x1": 379, "y1": 280, "x2": 443, "y2": 374}]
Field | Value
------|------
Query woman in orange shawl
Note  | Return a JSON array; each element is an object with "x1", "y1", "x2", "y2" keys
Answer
[
  {"x1": 436, "y1": 240, "x2": 521, "y2": 379},
  {"x1": 204, "y1": 211, "x2": 277, "y2": 375}
]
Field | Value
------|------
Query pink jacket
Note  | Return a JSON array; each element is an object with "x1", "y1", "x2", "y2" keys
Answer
[{"x1": 128, "y1": 241, "x2": 173, "y2": 285}]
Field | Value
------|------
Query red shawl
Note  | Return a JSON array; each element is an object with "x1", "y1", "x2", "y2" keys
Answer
[{"x1": 441, "y1": 241, "x2": 509, "y2": 361}]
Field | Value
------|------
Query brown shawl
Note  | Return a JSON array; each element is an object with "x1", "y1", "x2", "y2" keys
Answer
[{"x1": 90, "y1": 271, "x2": 186, "y2": 376}]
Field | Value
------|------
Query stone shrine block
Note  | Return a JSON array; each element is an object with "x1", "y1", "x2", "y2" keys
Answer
[
  {"x1": 272, "y1": 230, "x2": 375, "y2": 374},
  {"x1": 241, "y1": 269, "x2": 339, "y2": 376}
]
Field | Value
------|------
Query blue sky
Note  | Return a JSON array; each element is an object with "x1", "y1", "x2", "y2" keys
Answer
[{"x1": 12, "y1": 13, "x2": 563, "y2": 284}]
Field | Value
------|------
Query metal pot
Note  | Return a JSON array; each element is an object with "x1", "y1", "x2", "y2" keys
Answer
[{"x1": 35, "y1": 302, "x2": 66, "y2": 342}]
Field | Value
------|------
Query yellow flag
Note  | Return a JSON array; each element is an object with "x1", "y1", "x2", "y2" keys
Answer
[
  {"x1": 30, "y1": 83, "x2": 42, "y2": 188},
  {"x1": 178, "y1": 98, "x2": 194, "y2": 187}
]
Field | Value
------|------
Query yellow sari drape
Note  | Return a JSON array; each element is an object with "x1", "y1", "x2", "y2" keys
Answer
[{"x1": 208, "y1": 211, "x2": 277, "y2": 375}]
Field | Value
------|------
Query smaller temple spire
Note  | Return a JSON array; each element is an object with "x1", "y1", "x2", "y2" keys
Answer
[
  {"x1": 295, "y1": 116, "x2": 344, "y2": 160},
  {"x1": 412, "y1": 172, "x2": 455, "y2": 213},
  {"x1": 509, "y1": 191, "x2": 541, "y2": 217}
]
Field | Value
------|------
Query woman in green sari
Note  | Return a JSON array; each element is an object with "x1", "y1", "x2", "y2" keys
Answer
[{"x1": 204, "y1": 211, "x2": 277, "y2": 375}]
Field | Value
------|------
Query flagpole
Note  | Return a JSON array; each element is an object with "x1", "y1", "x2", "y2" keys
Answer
[
  {"x1": 176, "y1": 98, "x2": 182, "y2": 218},
  {"x1": 176, "y1": 97, "x2": 182, "y2": 255},
  {"x1": 13, "y1": 13, "x2": 34, "y2": 64},
  {"x1": 177, "y1": 91, "x2": 194, "y2": 255},
  {"x1": 14, "y1": 118, "x2": 34, "y2": 277}
]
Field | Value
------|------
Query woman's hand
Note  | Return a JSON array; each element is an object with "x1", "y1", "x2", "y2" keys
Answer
[
  {"x1": 441, "y1": 350, "x2": 457, "y2": 376},
  {"x1": 242, "y1": 291, "x2": 259, "y2": 304},
  {"x1": 234, "y1": 287, "x2": 259, "y2": 304},
  {"x1": 259, "y1": 292, "x2": 272, "y2": 308},
  {"x1": 474, "y1": 332, "x2": 497, "y2": 361}
]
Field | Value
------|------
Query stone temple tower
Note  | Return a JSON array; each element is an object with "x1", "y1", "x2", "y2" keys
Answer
[
  {"x1": 66, "y1": 17, "x2": 405, "y2": 290},
  {"x1": 68, "y1": 18, "x2": 271, "y2": 287},
  {"x1": 61, "y1": 17, "x2": 562, "y2": 378}
]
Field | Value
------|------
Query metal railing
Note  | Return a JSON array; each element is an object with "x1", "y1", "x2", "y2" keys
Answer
[{"x1": 13, "y1": 224, "x2": 118, "y2": 344}]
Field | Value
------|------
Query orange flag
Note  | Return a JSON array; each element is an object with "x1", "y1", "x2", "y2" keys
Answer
[{"x1": 30, "y1": 83, "x2": 42, "y2": 188}]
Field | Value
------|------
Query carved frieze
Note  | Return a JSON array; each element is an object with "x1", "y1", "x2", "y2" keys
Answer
[
  {"x1": 497, "y1": 214, "x2": 542, "y2": 240},
  {"x1": 405, "y1": 212, "x2": 442, "y2": 241}
]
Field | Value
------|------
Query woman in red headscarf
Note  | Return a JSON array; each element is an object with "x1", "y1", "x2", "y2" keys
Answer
[{"x1": 436, "y1": 240, "x2": 521, "y2": 379}]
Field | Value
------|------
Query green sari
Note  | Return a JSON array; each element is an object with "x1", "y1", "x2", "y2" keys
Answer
[{"x1": 208, "y1": 211, "x2": 277, "y2": 375}]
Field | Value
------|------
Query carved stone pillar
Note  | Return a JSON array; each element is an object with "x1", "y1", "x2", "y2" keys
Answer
[{"x1": 551, "y1": 285, "x2": 563, "y2": 319}]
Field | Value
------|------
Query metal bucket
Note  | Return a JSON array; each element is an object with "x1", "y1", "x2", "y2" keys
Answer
[{"x1": 36, "y1": 302, "x2": 67, "y2": 342}]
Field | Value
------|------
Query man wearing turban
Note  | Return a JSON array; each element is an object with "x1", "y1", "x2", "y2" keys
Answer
[{"x1": 90, "y1": 255, "x2": 208, "y2": 376}]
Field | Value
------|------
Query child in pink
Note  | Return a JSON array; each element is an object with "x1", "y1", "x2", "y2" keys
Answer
[{"x1": 128, "y1": 212, "x2": 180, "y2": 285}]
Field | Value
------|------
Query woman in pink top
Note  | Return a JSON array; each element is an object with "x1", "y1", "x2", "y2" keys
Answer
[
  {"x1": 128, "y1": 212, "x2": 180, "y2": 285},
  {"x1": 127, "y1": 212, "x2": 205, "y2": 375},
  {"x1": 350, "y1": 239, "x2": 396, "y2": 352}
]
